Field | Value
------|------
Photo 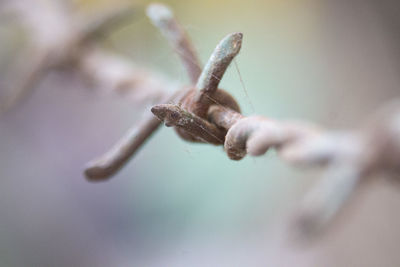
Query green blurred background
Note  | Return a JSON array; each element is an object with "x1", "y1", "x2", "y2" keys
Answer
[{"x1": 1, "y1": 0, "x2": 400, "y2": 266}]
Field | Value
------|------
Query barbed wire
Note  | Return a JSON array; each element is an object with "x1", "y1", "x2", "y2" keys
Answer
[
  {"x1": 144, "y1": 3, "x2": 400, "y2": 237},
  {"x1": 3, "y1": 1, "x2": 400, "y2": 238}
]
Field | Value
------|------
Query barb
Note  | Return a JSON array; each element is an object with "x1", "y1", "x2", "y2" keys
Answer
[
  {"x1": 151, "y1": 103, "x2": 225, "y2": 144},
  {"x1": 147, "y1": 3, "x2": 202, "y2": 83},
  {"x1": 84, "y1": 89, "x2": 185, "y2": 181},
  {"x1": 194, "y1": 33, "x2": 242, "y2": 109},
  {"x1": 84, "y1": 113, "x2": 162, "y2": 181}
]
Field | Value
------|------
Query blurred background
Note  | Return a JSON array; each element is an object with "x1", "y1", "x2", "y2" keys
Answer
[{"x1": 1, "y1": 0, "x2": 400, "y2": 266}]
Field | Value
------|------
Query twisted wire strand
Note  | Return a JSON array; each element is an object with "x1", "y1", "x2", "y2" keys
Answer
[
  {"x1": 153, "y1": 95, "x2": 400, "y2": 236},
  {"x1": 210, "y1": 101, "x2": 400, "y2": 235}
]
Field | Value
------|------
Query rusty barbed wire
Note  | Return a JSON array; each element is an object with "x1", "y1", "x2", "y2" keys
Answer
[
  {"x1": 83, "y1": 2, "x2": 400, "y2": 237},
  {"x1": 148, "y1": 3, "x2": 400, "y2": 237},
  {"x1": 84, "y1": 5, "x2": 243, "y2": 179},
  {"x1": 85, "y1": 3, "x2": 400, "y2": 237},
  {"x1": 3, "y1": 1, "x2": 400, "y2": 238}
]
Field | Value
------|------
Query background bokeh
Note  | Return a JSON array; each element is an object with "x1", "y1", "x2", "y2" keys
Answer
[{"x1": 1, "y1": 0, "x2": 400, "y2": 266}]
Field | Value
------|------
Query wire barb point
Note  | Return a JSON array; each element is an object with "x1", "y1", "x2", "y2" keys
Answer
[
  {"x1": 195, "y1": 32, "x2": 243, "y2": 98},
  {"x1": 151, "y1": 103, "x2": 226, "y2": 145}
]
